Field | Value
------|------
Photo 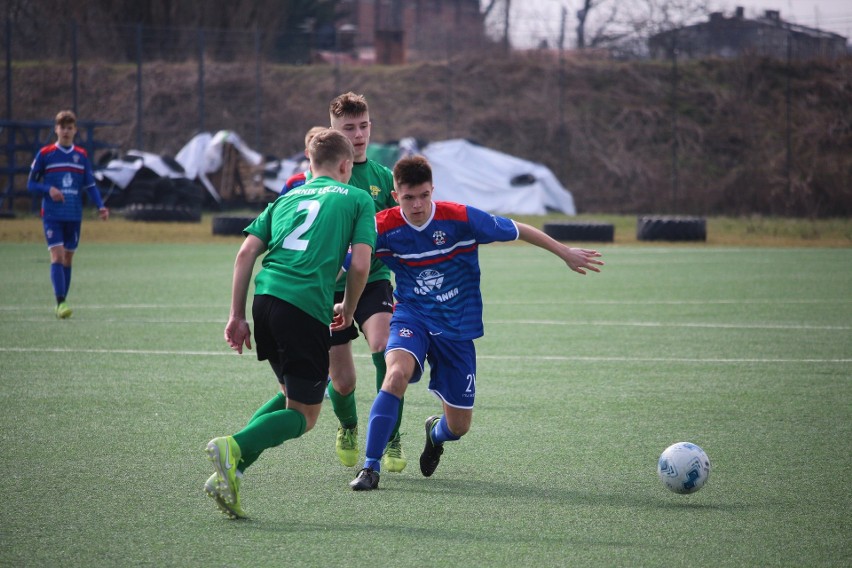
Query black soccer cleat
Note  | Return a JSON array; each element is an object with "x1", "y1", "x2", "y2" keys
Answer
[
  {"x1": 350, "y1": 467, "x2": 380, "y2": 491},
  {"x1": 419, "y1": 415, "x2": 445, "y2": 477}
]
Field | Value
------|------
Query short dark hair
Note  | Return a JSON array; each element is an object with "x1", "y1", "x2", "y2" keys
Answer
[
  {"x1": 308, "y1": 129, "x2": 354, "y2": 168},
  {"x1": 304, "y1": 126, "x2": 326, "y2": 149},
  {"x1": 329, "y1": 92, "x2": 369, "y2": 120},
  {"x1": 393, "y1": 155, "x2": 433, "y2": 188},
  {"x1": 55, "y1": 110, "x2": 76, "y2": 126}
]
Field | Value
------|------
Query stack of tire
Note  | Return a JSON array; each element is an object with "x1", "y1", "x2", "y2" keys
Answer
[
  {"x1": 99, "y1": 154, "x2": 204, "y2": 223},
  {"x1": 122, "y1": 177, "x2": 203, "y2": 222},
  {"x1": 212, "y1": 215, "x2": 257, "y2": 236},
  {"x1": 636, "y1": 216, "x2": 706, "y2": 241},
  {"x1": 543, "y1": 222, "x2": 615, "y2": 242}
]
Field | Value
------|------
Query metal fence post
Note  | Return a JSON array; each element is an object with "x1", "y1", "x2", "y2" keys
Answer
[
  {"x1": 670, "y1": 30, "x2": 679, "y2": 213},
  {"x1": 786, "y1": 32, "x2": 793, "y2": 208},
  {"x1": 5, "y1": 17, "x2": 11, "y2": 120},
  {"x1": 445, "y1": 28, "x2": 454, "y2": 139},
  {"x1": 72, "y1": 19, "x2": 78, "y2": 115},
  {"x1": 136, "y1": 23, "x2": 143, "y2": 149},
  {"x1": 255, "y1": 25, "x2": 261, "y2": 149},
  {"x1": 557, "y1": 6, "x2": 567, "y2": 184},
  {"x1": 198, "y1": 28, "x2": 205, "y2": 134}
]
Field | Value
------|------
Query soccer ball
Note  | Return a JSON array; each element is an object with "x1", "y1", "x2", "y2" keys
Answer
[{"x1": 657, "y1": 442, "x2": 711, "y2": 494}]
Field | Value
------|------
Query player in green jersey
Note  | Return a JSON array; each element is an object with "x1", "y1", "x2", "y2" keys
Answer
[
  {"x1": 204, "y1": 129, "x2": 376, "y2": 519},
  {"x1": 324, "y1": 92, "x2": 408, "y2": 473}
]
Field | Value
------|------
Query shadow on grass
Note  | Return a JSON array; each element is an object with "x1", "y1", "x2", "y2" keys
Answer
[{"x1": 377, "y1": 475, "x2": 747, "y2": 512}]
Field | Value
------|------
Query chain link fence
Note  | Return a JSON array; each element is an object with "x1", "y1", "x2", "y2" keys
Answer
[{"x1": 3, "y1": 19, "x2": 850, "y2": 217}]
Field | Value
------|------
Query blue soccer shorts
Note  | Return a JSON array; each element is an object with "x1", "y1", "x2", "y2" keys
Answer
[
  {"x1": 386, "y1": 314, "x2": 477, "y2": 409},
  {"x1": 43, "y1": 219, "x2": 81, "y2": 252}
]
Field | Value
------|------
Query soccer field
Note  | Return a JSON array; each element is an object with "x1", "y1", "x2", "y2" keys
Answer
[{"x1": 1, "y1": 242, "x2": 850, "y2": 567}]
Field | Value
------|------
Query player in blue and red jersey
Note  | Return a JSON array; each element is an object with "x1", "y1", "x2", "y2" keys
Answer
[
  {"x1": 27, "y1": 110, "x2": 109, "y2": 319},
  {"x1": 281, "y1": 126, "x2": 325, "y2": 194},
  {"x1": 350, "y1": 155, "x2": 604, "y2": 491}
]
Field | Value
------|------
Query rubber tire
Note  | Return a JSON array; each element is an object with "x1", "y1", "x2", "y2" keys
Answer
[
  {"x1": 543, "y1": 222, "x2": 615, "y2": 242},
  {"x1": 636, "y1": 216, "x2": 706, "y2": 241},
  {"x1": 123, "y1": 203, "x2": 202, "y2": 223},
  {"x1": 212, "y1": 215, "x2": 256, "y2": 236}
]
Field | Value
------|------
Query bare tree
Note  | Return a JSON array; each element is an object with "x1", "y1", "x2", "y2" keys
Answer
[
  {"x1": 574, "y1": 0, "x2": 716, "y2": 54},
  {"x1": 576, "y1": 0, "x2": 621, "y2": 50},
  {"x1": 617, "y1": 0, "x2": 717, "y2": 56}
]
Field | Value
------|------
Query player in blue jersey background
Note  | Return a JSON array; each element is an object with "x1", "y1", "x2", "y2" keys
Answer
[
  {"x1": 350, "y1": 155, "x2": 604, "y2": 490},
  {"x1": 281, "y1": 125, "x2": 325, "y2": 194},
  {"x1": 27, "y1": 110, "x2": 109, "y2": 319}
]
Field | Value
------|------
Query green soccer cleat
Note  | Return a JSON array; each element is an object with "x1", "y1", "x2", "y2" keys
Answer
[
  {"x1": 381, "y1": 432, "x2": 407, "y2": 473},
  {"x1": 335, "y1": 425, "x2": 359, "y2": 467},
  {"x1": 205, "y1": 436, "x2": 246, "y2": 518},
  {"x1": 55, "y1": 302, "x2": 73, "y2": 319},
  {"x1": 204, "y1": 472, "x2": 246, "y2": 519}
]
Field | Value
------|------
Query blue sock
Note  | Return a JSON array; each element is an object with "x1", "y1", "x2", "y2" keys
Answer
[
  {"x1": 63, "y1": 265, "x2": 72, "y2": 297},
  {"x1": 50, "y1": 263, "x2": 65, "y2": 301},
  {"x1": 432, "y1": 415, "x2": 461, "y2": 445},
  {"x1": 363, "y1": 390, "x2": 400, "y2": 473}
]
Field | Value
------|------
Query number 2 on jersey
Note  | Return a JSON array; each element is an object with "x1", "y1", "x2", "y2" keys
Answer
[{"x1": 282, "y1": 200, "x2": 320, "y2": 251}]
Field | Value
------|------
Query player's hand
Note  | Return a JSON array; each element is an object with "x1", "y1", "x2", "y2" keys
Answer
[
  {"x1": 98, "y1": 207, "x2": 109, "y2": 221},
  {"x1": 49, "y1": 187, "x2": 64, "y2": 202},
  {"x1": 224, "y1": 317, "x2": 252, "y2": 354},
  {"x1": 330, "y1": 302, "x2": 354, "y2": 332},
  {"x1": 564, "y1": 247, "x2": 604, "y2": 275}
]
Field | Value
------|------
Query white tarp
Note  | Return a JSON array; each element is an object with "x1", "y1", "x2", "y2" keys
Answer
[
  {"x1": 261, "y1": 157, "x2": 301, "y2": 194},
  {"x1": 96, "y1": 131, "x2": 271, "y2": 204},
  {"x1": 175, "y1": 131, "x2": 265, "y2": 203},
  {"x1": 95, "y1": 149, "x2": 185, "y2": 188},
  {"x1": 422, "y1": 139, "x2": 576, "y2": 215}
]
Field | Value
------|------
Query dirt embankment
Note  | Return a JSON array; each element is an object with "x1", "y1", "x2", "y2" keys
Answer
[{"x1": 8, "y1": 54, "x2": 852, "y2": 217}]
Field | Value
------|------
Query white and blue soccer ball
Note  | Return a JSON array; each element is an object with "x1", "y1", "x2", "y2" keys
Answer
[{"x1": 657, "y1": 442, "x2": 711, "y2": 494}]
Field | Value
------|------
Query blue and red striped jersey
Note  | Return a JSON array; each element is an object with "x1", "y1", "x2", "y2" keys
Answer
[
  {"x1": 376, "y1": 201, "x2": 519, "y2": 340},
  {"x1": 27, "y1": 143, "x2": 103, "y2": 221},
  {"x1": 282, "y1": 170, "x2": 308, "y2": 194}
]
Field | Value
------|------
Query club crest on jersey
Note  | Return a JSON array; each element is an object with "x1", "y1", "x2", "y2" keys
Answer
[
  {"x1": 370, "y1": 185, "x2": 382, "y2": 198},
  {"x1": 73, "y1": 154, "x2": 80, "y2": 164},
  {"x1": 432, "y1": 230, "x2": 446, "y2": 246},
  {"x1": 398, "y1": 327, "x2": 414, "y2": 338},
  {"x1": 414, "y1": 269, "x2": 444, "y2": 295}
]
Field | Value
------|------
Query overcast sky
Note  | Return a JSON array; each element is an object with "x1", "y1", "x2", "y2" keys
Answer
[{"x1": 495, "y1": 0, "x2": 852, "y2": 49}]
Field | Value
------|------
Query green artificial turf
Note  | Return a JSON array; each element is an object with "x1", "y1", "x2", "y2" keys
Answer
[{"x1": 1, "y1": 243, "x2": 849, "y2": 567}]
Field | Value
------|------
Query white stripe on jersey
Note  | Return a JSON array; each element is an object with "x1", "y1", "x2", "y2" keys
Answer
[{"x1": 377, "y1": 238, "x2": 477, "y2": 261}]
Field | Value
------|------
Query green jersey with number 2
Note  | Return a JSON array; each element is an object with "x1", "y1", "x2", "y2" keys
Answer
[
  {"x1": 245, "y1": 175, "x2": 376, "y2": 325},
  {"x1": 306, "y1": 159, "x2": 394, "y2": 292}
]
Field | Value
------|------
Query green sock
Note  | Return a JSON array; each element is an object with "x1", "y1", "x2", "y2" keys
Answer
[
  {"x1": 372, "y1": 351, "x2": 403, "y2": 438},
  {"x1": 248, "y1": 391, "x2": 287, "y2": 425},
  {"x1": 232, "y1": 409, "x2": 306, "y2": 472},
  {"x1": 237, "y1": 392, "x2": 287, "y2": 471},
  {"x1": 327, "y1": 383, "x2": 358, "y2": 428}
]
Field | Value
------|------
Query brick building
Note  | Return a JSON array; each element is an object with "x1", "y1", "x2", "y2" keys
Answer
[
  {"x1": 334, "y1": 0, "x2": 488, "y2": 63},
  {"x1": 649, "y1": 6, "x2": 848, "y2": 60}
]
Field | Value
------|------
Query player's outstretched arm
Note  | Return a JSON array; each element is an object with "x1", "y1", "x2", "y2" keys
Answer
[
  {"x1": 516, "y1": 222, "x2": 604, "y2": 275},
  {"x1": 224, "y1": 234, "x2": 264, "y2": 353}
]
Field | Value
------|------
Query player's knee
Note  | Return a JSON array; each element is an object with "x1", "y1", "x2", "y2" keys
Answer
[
  {"x1": 303, "y1": 416, "x2": 318, "y2": 432},
  {"x1": 330, "y1": 374, "x2": 355, "y2": 395},
  {"x1": 381, "y1": 367, "x2": 410, "y2": 397},
  {"x1": 301, "y1": 408, "x2": 321, "y2": 432}
]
